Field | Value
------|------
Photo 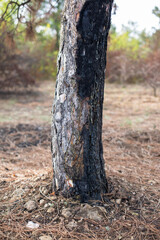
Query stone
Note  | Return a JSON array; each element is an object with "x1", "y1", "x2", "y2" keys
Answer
[
  {"x1": 24, "y1": 200, "x2": 37, "y2": 211},
  {"x1": 44, "y1": 203, "x2": 49, "y2": 208},
  {"x1": 50, "y1": 195, "x2": 57, "y2": 201},
  {"x1": 44, "y1": 189, "x2": 49, "y2": 195},
  {"x1": 66, "y1": 220, "x2": 77, "y2": 230},
  {"x1": 116, "y1": 199, "x2": 121, "y2": 205},
  {"x1": 47, "y1": 207, "x2": 55, "y2": 213},
  {"x1": 105, "y1": 226, "x2": 110, "y2": 231},
  {"x1": 61, "y1": 208, "x2": 72, "y2": 218},
  {"x1": 39, "y1": 199, "x2": 45, "y2": 206},
  {"x1": 77, "y1": 204, "x2": 106, "y2": 221},
  {"x1": 39, "y1": 235, "x2": 52, "y2": 240},
  {"x1": 26, "y1": 221, "x2": 39, "y2": 229}
]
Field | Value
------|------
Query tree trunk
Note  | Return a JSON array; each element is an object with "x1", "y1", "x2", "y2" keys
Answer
[
  {"x1": 51, "y1": 0, "x2": 113, "y2": 201},
  {"x1": 153, "y1": 86, "x2": 157, "y2": 97}
]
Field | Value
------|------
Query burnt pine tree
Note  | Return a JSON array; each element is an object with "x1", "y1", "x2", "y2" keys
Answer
[{"x1": 51, "y1": 0, "x2": 113, "y2": 201}]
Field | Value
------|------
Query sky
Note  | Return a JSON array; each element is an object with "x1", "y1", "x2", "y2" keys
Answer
[{"x1": 112, "y1": 0, "x2": 160, "y2": 33}]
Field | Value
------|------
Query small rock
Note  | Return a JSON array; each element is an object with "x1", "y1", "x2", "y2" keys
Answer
[
  {"x1": 39, "y1": 199, "x2": 45, "y2": 206},
  {"x1": 66, "y1": 220, "x2": 77, "y2": 230},
  {"x1": 50, "y1": 195, "x2": 57, "y2": 201},
  {"x1": 26, "y1": 221, "x2": 39, "y2": 229},
  {"x1": 77, "y1": 204, "x2": 105, "y2": 221},
  {"x1": 63, "y1": 201, "x2": 68, "y2": 207},
  {"x1": 3, "y1": 196, "x2": 8, "y2": 200},
  {"x1": 39, "y1": 235, "x2": 52, "y2": 240},
  {"x1": 48, "y1": 203, "x2": 55, "y2": 207},
  {"x1": 47, "y1": 207, "x2": 55, "y2": 213},
  {"x1": 44, "y1": 203, "x2": 49, "y2": 208},
  {"x1": 24, "y1": 200, "x2": 37, "y2": 211},
  {"x1": 61, "y1": 208, "x2": 72, "y2": 218},
  {"x1": 105, "y1": 226, "x2": 110, "y2": 231},
  {"x1": 116, "y1": 199, "x2": 121, "y2": 205},
  {"x1": 44, "y1": 189, "x2": 49, "y2": 195}
]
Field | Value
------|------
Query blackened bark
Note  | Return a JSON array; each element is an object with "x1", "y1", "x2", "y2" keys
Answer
[{"x1": 51, "y1": 0, "x2": 113, "y2": 201}]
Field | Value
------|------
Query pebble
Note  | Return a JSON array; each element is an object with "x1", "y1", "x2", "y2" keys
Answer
[
  {"x1": 105, "y1": 226, "x2": 110, "y2": 231},
  {"x1": 61, "y1": 208, "x2": 72, "y2": 218},
  {"x1": 24, "y1": 200, "x2": 37, "y2": 211},
  {"x1": 77, "y1": 204, "x2": 106, "y2": 221},
  {"x1": 39, "y1": 199, "x2": 45, "y2": 206},
  {"x1": 43, "y1": 189, "x2": 49, "y2": 195},
  {"x1": 50, "y1": 195, "x2": 57, "y2": 201},
  {"x1": 44, "y1": 203, "x2": 49, "y2": 208},
  {"x1": 39, "y1": 235, "x2": 52, "y2": 240},
  {"x1": 116, "y1": 199, "x2": 121, "y2": 204},
  {"x1": 47, "y1": 207, "x2": 55, "y2": 213},
  {"x1": 26, "y1": 221, "x2": 39, "y2": 229}
]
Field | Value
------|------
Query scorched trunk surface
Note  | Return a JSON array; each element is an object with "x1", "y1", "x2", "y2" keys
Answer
[{"x1": 51, "y1": 0, "x2": 113, "y2": 201}]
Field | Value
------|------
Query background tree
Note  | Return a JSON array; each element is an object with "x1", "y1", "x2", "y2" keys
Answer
[
  {"x1": 0, "y1": 0, "x2": 64, "y2": 88},
  {"x1": 141, "y1": 51, "x2": 160, "y2": 97}
]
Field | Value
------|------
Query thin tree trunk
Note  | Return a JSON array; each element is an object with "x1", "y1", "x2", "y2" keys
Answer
[
  {"x1": 153, "y1": 86, "x2": 157, "y2": 97},
  {"x1": 51, "y1": 0, "x2": 113, "y2": 201}
]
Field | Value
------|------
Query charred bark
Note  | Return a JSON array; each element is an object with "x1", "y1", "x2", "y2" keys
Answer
[{"x1": 51, "y1": 0, "x2": 113, "y2": 201}]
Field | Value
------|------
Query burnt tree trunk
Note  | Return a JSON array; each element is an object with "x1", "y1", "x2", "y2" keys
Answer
[{"x1": 51, "y1": 0, "x2": 113, "y2": 201}]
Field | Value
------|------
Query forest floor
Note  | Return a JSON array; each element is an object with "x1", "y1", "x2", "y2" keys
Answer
[{"x1": 0, "y1": 82, "x2": 160, "y2": 240}]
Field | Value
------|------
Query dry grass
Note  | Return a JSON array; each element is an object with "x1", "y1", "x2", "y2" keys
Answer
[{"x1": 0, "y1": 82, "x2": 160, "y2": 239}]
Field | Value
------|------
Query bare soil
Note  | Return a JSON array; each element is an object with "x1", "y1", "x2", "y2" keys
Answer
[{"x1": 0, "y1": 82, "x2": 159, "y2": 240}]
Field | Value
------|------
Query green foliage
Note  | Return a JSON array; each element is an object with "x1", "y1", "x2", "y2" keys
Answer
[
  {"x1": 109, "y1": 23, "x2": 151, "y2": 59},
  {"x1": 109, "y1": 31, "x2": 139, "y2": 57},
  {"x1": 107, "y1": 10, "x2": 160, "y2": 84}
]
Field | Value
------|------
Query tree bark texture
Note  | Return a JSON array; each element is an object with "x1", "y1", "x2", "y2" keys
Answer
[{"x1": 51, "y1": 0, "x2": 113, "y2": 201}]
